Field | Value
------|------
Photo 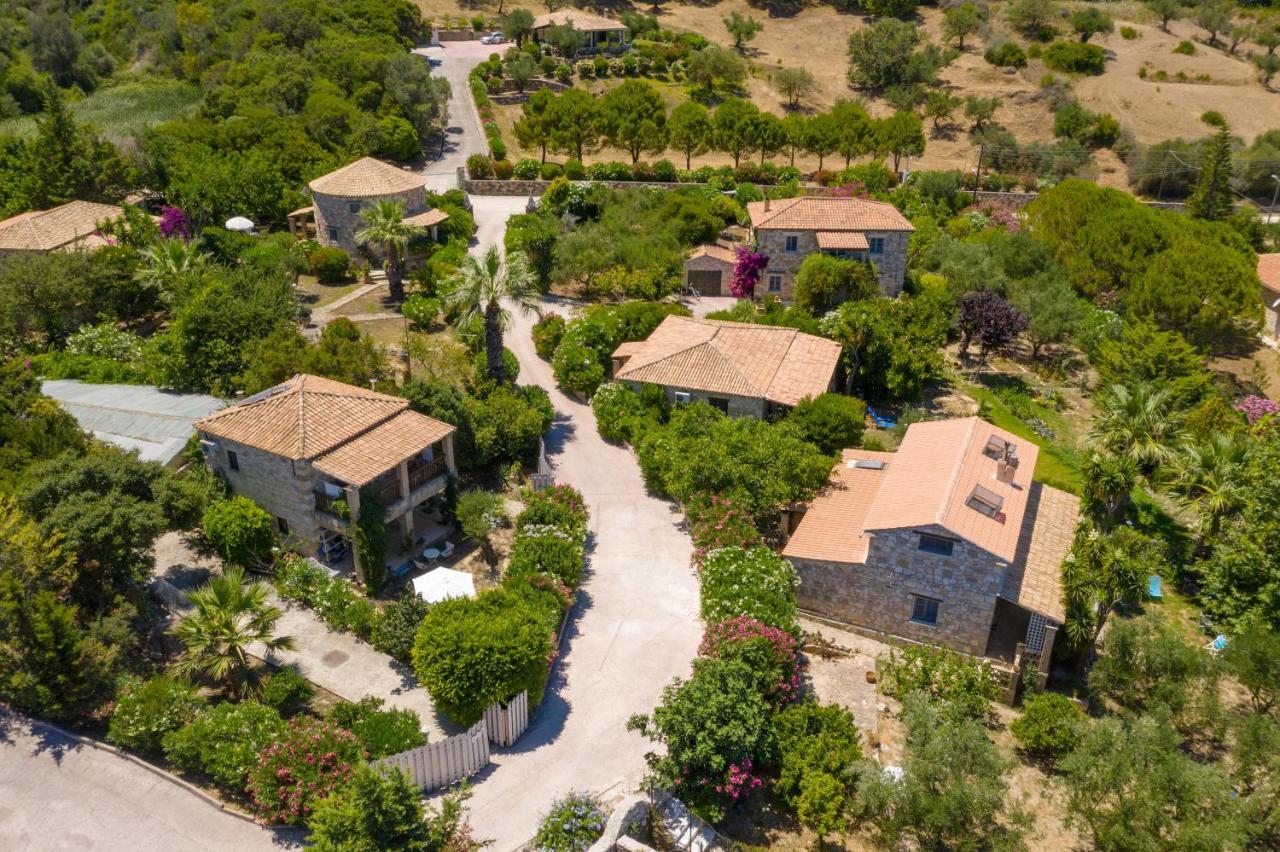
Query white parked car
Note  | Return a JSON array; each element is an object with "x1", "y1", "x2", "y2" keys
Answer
[{"x1": 480, "y1": 31, "x2": 504, "y2": 44}]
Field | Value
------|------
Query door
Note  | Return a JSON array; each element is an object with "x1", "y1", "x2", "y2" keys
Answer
[{"x1": 687, "y1": 269, "x2": 723, "y2": 296}]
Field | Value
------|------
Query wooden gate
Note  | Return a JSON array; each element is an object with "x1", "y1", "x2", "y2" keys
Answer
[
  {"x1": 531, "y1": 438, "x2": 554, "y2": 492},
  {"x1": 378, "y1": 719, "x2": 490, "y2": 792},
  {"x1": 484, "y1": 690, "x2": 529, "y2": 747},
  {"x1": 686, "y1": 269, "x2": 724, "y2": 296}
]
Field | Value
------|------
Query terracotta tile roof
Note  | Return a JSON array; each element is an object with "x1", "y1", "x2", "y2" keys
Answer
[
  {"x1": 1000, "y1": 483, "x2": 1077, "y2": 622},
  {"x1": 532, "y1": 10, "x2": 627, "y2": 30},
  {"x1": 313, "y1": 409, "x2": 455, "y2": 486},
  {"x1": 746, "y1": 196, "x2": 914, "y2": 233},
  {"x1": 782, "y1": 449, "x2": 895, "y2": 563},
  {"x1": 194, "y1": 375, "x2": 452, "y2": 479},
  {"x1": 687, "y1": 244, "x2": 736, "y2": 265},
  {"x1": 612, "y1": 341, "x2": 645, "y2": 359},
  {"x1": 287, "y1": 205, "x2": 315, "y2": 217},
  {"x1": 308, "y1": 157, "x2": 427, "y2": 198},
  {"x1": 816, "y1": 231, "x2": 870, "y2": 250},
  {"x1": 613, "y1": 315, "x2": 841, "y2": 406},
  {"x1": 1260, "y1": 253, "x2": 1280, "y2": 296},
  {"x1": 405, "y1": 208, "x2": 449, "y2": 229},
  {"x1": 0, "y1": 201, "x2": 125, "y2": 252}
]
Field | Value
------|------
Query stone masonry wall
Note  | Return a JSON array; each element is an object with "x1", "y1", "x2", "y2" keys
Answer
[
  {"x1": 314, "y1": 186, "x2": 427, "y2": 256},
  {"x1": 790, "y1": 525, "x2": 1005, "y2": 656},
  {"x1": 621, "y1": 380, "x2": 766, "y2": 419},
  {"x1": 755, "y1": 229, "x2": 908, "y2": 300},
  {"x1": 200, "y1": 435, "x2": 328, "y2": 558}
]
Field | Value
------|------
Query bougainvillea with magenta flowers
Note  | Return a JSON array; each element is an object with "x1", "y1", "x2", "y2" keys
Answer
[
  {"x1": 245, "y1": 717, "x2": 365, "y2": 824},
  {"x1": 731, "y1": 246, "x2": 769, "y2": 298},
  {"x1": 716, "y1": 758, "x2": 764, "y2": 800},
  {"x1": 699, "y1": 615, "x2": 801, "y2": 706},
  {"x1": 158, "y1": 206, "x2": 190, "y2": 239},
  {"x1": 685, "y1": 493, "x2": 761, "y2": 568},
  {"x1": 1235, "y1": 394, "x2": 1280, "y2": 427}
]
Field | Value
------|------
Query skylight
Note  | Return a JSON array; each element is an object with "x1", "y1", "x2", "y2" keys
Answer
[{"x1": 966, "y1": 484, "x2": 1005, "y2": 519}]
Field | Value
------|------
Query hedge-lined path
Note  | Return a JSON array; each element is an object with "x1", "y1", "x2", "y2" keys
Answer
[
  {"x1": 453, "y1": 199, "x2": 703, "y2": 850},
  {"x1": 152, "y1": 532, "x2": 451, "y2": 742},
  {"x1": 0, "y1": 707, "x2": 292, "y2": 851},
  {"x1": 415, "y1": 41, "x2": 492, "y2": 193}
]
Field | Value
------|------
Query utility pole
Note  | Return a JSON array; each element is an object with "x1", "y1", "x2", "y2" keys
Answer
[
  {"x1": 1270, "y1": 174, "x2": 1280, "y2": 223},
  {"x1": 972, "y1": 143, "x2": 984, "y2": 205}
]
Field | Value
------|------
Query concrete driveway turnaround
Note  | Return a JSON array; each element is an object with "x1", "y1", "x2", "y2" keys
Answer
[
  {"x1": 454, "y1": 202, "x2": 703, "y2": 849},
  {"x1": 0, "y1": 709, "x2": 291, "y2": 851}
]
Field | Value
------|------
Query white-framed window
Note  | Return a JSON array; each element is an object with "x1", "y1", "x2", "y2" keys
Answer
[
  {"x1": 767, "y1": 274, "x2": 782, "y2": 292},
  {"x1": 917, "y1": 533, "x2": 954, "y2": 556},
  {"x1": 911, "y1": 595, "x2": 940, "y2": 626},
  {"x1": 869, "y1": 236, "x2": 885, "y2": 255},
  {"x1": 784, "y1": 235, "x2": 799, "y2": 252},
  {"x1": 673, "y1": 391, "x2": 692, "y2": 404},
  {"x1": 327, "y1": 226, "x2": 339, "y2": 242}
]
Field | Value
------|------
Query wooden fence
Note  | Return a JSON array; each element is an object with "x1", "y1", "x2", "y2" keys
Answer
[
  {"x1": 531, "y1": 437, "x2": 554, "y2": 492},
  {"x1": 379, "y1": 719, "x2": 490, "y2": 792},
  {"x1": 484, "y1": 690, "x2": 529, "y2": 748}
]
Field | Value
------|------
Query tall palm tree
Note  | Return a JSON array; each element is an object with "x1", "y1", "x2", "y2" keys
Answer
[
  {"x1": 1088, "y1": 383, "x2": 1185, "y2": 475},
  {"x1": 356, "y1": 199, "x2": 423, "y2": 301},
  {"x1": 136, "y1": 238, "x2": 207, "y2": 305},
  {"x1": 443, "y1": 246, "x2": 540, "y2": 383},
  {"x1": 172, "y1": 566, "x2": 295, "y2": 697},
  {"x1": 1164, "y1": 432, "x2": 1253, "y2": 546}
]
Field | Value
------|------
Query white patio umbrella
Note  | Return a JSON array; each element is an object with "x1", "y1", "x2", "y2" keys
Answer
[
  {"x1": 225, "y1": 215, "x2": 255, "y2": 232},
  {"x1": 412, "y1": 567, "x2": 475, "y2": 604}
]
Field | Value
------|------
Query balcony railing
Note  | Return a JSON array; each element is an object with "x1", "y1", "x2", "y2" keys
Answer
[
  {"x1": 313, "y1": 489, "x2": 345, "y2": 517},
  {"x1": 373, "y1": 476, "x2": 403, "y2": 505},
  {"x1": 408, "y1": 458, "x2": 446, "y2": 491}
]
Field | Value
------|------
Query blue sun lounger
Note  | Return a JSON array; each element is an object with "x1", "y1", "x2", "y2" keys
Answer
[{"x1": 1148, "y1": 575, "x2": 1163, "y2": 601}]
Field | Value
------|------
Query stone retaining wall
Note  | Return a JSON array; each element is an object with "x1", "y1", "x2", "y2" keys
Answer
[{"x1": 435, "y1": 28, "x2": 479, "y2": 42}]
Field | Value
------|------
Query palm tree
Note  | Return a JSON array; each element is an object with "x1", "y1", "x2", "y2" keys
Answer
[
  {"x1": 356, "y1": 199, "x2": 423, "y2": 301},
  {"x1": 1088, "y1": 383, "x2": 1185, "y2": 475},
  {"x1": 1062, "y1": 523, "x2": 1154, "y2": 665},
  {"x1": 443, "y1": 246, "x2": 540, "y2": 383},
  {"x1": 172, "y1": 566, "x2": 295, "y2": 697},
  {"x1": 136, "y1": 238, "x2": 206, "y2": 305},
  {"x1": 1164, "y1": 432, "x2": 1253, "y2": 547}
]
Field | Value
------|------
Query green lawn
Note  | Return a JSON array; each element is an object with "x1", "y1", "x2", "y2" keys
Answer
[
  {"x1": 0, "y1": 79, "x2": 199, "y2": 143},
  {"x1": 963, "y1": 382, "x2": 1083, "y2": 495}
]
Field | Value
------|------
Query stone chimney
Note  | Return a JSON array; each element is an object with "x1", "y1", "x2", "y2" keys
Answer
[{"x1": 996, "y1": 445, "x2": 1019, "y2": 483}]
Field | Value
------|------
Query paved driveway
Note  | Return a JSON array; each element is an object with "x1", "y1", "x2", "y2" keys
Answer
[
  {"x1": 455, "y1": 197, "x2": 703, "y2": 850},
  {"x1": 414, "y1": 42, "x2": 493, "y2": 193},
  {"x1": 0, "y1": 709, "x2": 293, "y2": 851}
]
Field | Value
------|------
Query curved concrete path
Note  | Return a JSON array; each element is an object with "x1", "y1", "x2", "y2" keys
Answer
[{"x1": 456, "y1": 200, "x2": 702, "y2": 850}]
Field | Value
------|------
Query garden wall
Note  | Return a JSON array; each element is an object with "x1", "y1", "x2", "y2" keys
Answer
[{"x1": 434, "y1": 28, "x2": 479, "y2": 42}]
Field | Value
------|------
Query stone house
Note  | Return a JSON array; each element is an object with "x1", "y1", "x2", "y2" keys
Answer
[
  {"x1": 287, "y1": 157, "x2": 448, "y2": 256},
  {"x1": 0, "y1": 200, "x2": 128, "y2": 256},
  {"x1": 783, "y1": 417, "x2": 1079, "y2": 662},
  {"x1": 1260, "y1": 253, "x2": 1280, "y2": 339},
  {"x1": 194, "y1": 374, "x2": 456, "y2": 583},
  {"x1": 682, "y1": 244, "x2": 737, "y2": 296},
  {"x1": 611, "y1": 315, "x2": 843, "y2": 419},
  {"x1": 733, "y1": 196, "x2": 914, "y2": 301},
  {"x1": 531, "y1": 10, "x2": 628, "y2": 50}
]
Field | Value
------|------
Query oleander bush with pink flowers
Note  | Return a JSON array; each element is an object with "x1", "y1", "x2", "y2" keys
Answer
[
  {"x1": 246, "y1": 717, "x2": 365, "y2": 825},
  {"x1": 685, "y1": 492, "x2": 762, "y2": 568},
  {"x1": 699, "y1": 616, "x2": 801, "y2": 707}
]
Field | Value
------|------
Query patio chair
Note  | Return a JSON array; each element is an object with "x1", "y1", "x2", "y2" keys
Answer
[{"x1": 441, "y1": 540, "x2": 455, "y2": 559}]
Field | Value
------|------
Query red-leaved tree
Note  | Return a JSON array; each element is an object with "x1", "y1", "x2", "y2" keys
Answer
[{"x1": 957, "y1": 290, "x2": 1028, "y2": 371}]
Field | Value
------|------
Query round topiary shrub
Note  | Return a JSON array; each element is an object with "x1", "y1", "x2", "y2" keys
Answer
[
  {"x1": 107, "y1": 676, "x2": 207, "y2": 754},
  {"x1": 412, "y1": 588, "x2": 554, "y2": 726},
  {"x1": 534, "y1": 791, "x2": 607, "y2": 852},
  {"x1": 493, "y1": 157, "x2": 515, "y2": 179},
  {"x1": 308, "y1": 246, "x2": 351, "y2": 284},
  {"x1": 540, "y1": 161, "x2": 563, "y2": 180},
  {"x1": 202, "y1": 496, "x2": 276, "y2": 569},
  {"x1": 652, "y1": 159, "x2": 678, "y2": 182},
  {"x1": 532, "y1": 313, "x2": 567, "y2": 360},
  {"x1": 698, "y1": 546, "x2": 799, "y2": 631},
  {"x1": 247, "y1": 717, "x2": 365, "y2": 824},
  {"x1": 514, "y1": 158, "x2": 542, "y2": 180},
  {"x1": 564, "y1": 158, "x2": 586, "y2": 179},
  {"x1": 552, "y1": 339, "x2": 606, "y2": 398},
  {"x1": 590, "y1": 382, "x2": 646, "y2": 444},
  {"x1": 1010, "y1": 691, "x2": 1086, "y2": 760},
  {"x1": 466, "y1": 153, "x2": 494, "y2": 179}
]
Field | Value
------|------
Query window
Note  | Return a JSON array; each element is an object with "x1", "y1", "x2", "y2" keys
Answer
[
  {"x1": 869, "y1": 237, "x2": 885, "y2": 255},
  {"x1": 784, "y1": 235, "x2": 799, "y2": 252},
  {"x1": 673, "y1": 391, "x2": 692, "y2": 404},
  {"x1": 767, "y1": 274, "x2": 782, "y2": 293},
  {"x1": 227, "y1": 450, "x2": 239, "y2": 472},
  {"x1": 966, "y1": 484, "x2": 1005, "y2": 519},
  {"x1": 911, "y1": 595, "x2": 940, "y2": 626},
  {"x1": 347, "y1": 201, "x2": 360, "y2": 214},
  {"x1": 708, "y1": 397, "x2": 730, "y2": 414},
  {"x1": 327, "y1": 226, "x2": 339, "y2": 242},
  {"x1": 276, "y1": 517, "x2": 289, "y2": 535},
  {"x1": 917, "y1": 533, "x2": 954, "y2": 556}
]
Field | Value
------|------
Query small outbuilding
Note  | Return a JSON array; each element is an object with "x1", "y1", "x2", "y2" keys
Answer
[
  {"x1": 0, "y1": 200, "x2": 128, "y2": 256},
  {"x1": 531, "y1": 11, "x2": 628, "y2": 50},
  {"x1": 683, "y1": 244, "x2": 737, "y2": 297}
]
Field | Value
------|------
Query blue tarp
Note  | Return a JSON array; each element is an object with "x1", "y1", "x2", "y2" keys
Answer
[
  {"x1": 867, "y1": 405, "x2": 896, "y2": 429},
  {"x1": 1148, "y1": 575, "x2": 1163, "y2": 600}
]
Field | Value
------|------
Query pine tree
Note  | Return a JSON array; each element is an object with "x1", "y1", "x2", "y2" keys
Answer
[{"x1": 1188, "y1": 125, "x2": 1235, "y2": 221}]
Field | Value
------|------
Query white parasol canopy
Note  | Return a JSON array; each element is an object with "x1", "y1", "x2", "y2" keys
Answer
[
  {"x1": 225, "y1": 216, "x2": 255, "y2": 232},
  {"x1": 412, "y1": 567, "x2": 475, "y2": 604}
]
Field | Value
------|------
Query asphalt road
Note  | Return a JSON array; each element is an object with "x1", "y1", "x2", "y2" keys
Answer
[
  {"x1": 414, "y1": 41, "x2": 493, "y2": 193},
  {"x1": 0, "y1": 709, "x2": 294, "y2": 851}
]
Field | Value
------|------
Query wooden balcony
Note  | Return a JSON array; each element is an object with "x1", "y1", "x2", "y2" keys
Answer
[{"x1": 408, "y1": 458, "x2": 446, "y2": 491}]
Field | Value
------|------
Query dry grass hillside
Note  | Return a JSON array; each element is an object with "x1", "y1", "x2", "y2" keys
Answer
[{"x1": 418, "y1": 0, "x2": 1279, "y2": 183}]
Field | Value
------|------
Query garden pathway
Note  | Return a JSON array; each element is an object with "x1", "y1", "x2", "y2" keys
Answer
[{"x1": 451, "y1": 199, "x2": 703, "y2": 850}]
